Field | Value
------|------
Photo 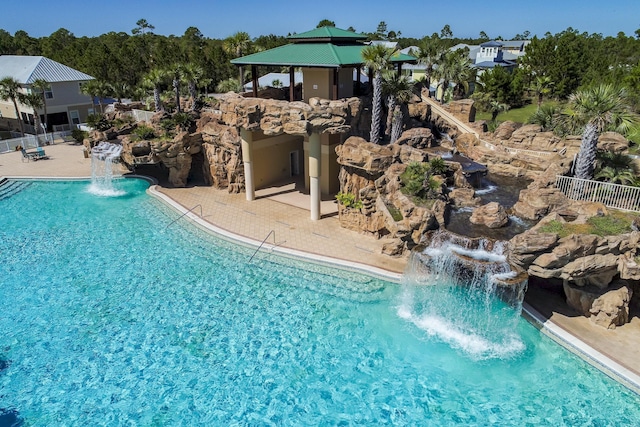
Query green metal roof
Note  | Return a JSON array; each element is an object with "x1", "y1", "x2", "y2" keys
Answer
[
  {"x1": 287, "y1": 26, "x2": 368, "y2": 42},
  {"x1": 231, "y1": 43, "x2": 415, "y2": 68}
]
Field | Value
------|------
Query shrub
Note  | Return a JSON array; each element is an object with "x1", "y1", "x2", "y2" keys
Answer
[
  {"x1": 429, "y1": 157, "x2": 447, "y2": 175},
  {"x1": 71, "y1": 129, "x2": 87, "y2": 143},
  {"x1": 336, "y1": 192, "x2": 363, "y2": 209},
  {"x1": 86, "y1": 113, "x2": 111, "y2": 131},
  {"x1": 173, "y1": 112, "x2": 193, "y2": 130},
  {"x1": 132, "y1": 125, "x2": 155, "y2": 140},
  {"x1": 400, "y1": 162, "x2": 431, "y2": 198}
]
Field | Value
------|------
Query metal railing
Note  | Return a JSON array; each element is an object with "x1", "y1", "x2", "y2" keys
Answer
[
  {"x1": 0, "y1": 130, "x2": 73, "y2": 153},
  {"x1": 249, "y1": 230, "x2": 277, "y2": 263},
  {"x1": 555, "y1": 175, "x2": 640, "y2": 212},
  {"x1": 165, "y1": 204, "x2": 203, "y2": 229},
  {"x1": 129, "y1": 109, "x2": 155, "y2": 123}
]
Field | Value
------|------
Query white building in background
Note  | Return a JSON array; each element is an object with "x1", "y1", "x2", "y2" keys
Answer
[{"x1": 0, "y1": 55, "x2": 95, "y2": 132}]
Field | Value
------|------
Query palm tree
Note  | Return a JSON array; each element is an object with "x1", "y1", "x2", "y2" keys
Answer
[
  {"x1": 224, "y1": 32, "x2": 252, "y2": 88},
  {"x1": 415, "y1": 39, "x2": 446, "y2": 96},
  {"x1": 433, "y1": 50, "x2": 468, "y2": 103},
  {"x1": 22, "y1": 92, "x2": 44, "y2": 142},
  {"x1": 30, "y1": 78, "x2": 50, "y2": 131},
  {"x1": 181, "y1": 63, "x2": 205, "y2": 108},
  {"x1": 167, "y1": 64, "x2": 185, "y2": 113},
  {"x1": 564, "y1": 84, "x2": 637, "y2": 180},
  {"x1": 449, "y1": 54, "x2": 474, "y2": 100},
  {"x1": 362, "y1": 44, "x2": 396, "y2": 144},
  {"x1": 216, "y1": 78, "x2": 242, "y2": 93},
  {"x1": 81, "y1": 80, "x2": 110, "y2": 113},
  {"x1": 531, "y1": 75, "x2": 553, "y2": 109},
  {"x1": 108, "y1": 82, "x2": 131, "y2": 103},
  {"x1": 488, "y1": 100, "x2": 510, "y2": 122},
  {"x1": 142, "y1": 68, "x2": 169, "y2": 112},
  {"x1": 382, "y1": 71, "x2": 414, "y2": 143},
  {"x1": 528, "y1": 104, "x2": 561, "y2": 131},
  {"x1": 0, "y1": 77, "x2": 26, "y2": 136}
]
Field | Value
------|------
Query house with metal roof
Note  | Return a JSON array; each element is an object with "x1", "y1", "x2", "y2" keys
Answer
[
  {"x1": 0, "y1": 55, "x2": 95, "y2": 133},
  {"x1": 231, "y1": 26, "x2": 414, "y2": 103}
]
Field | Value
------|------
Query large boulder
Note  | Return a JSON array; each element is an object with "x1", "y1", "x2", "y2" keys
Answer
[
  {"x1": 336, "y1": 137, "x2": 394, "y2": 174},
  {"x1": 470, "y1": 202, "x2": 508, "y2": 228},
  {"x1": 512, "y1": 188, "x2": 568, "y2": 220},
  {"x1": 394, "y1": 127, "x2": 435, "y2": 149},
  {"x1": 590, "y1": 284, "x2": 633, "y2": 329},
  {"x1": 493, "y1": 121, "x2": 522, "y2": 141},
  {"x1": 598, "y1": 132, "x2": 630, "y2": 153}
]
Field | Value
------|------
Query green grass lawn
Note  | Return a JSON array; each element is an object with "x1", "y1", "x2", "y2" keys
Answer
[{"x1": 475, "y1": 101, "x2": 559, "y2": 124}]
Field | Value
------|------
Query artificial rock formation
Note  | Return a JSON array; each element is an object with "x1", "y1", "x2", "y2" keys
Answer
[{"x1": 470, "y1": 202, "x2": 509, "y2": 228}]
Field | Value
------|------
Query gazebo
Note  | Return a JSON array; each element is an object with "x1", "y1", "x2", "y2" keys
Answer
[
  {"x1": 229, "y1": 27, "x2": 415, "y2": 220},
  {"x1": 231, "y1": 26, "x2": 415, "y2": 102}
]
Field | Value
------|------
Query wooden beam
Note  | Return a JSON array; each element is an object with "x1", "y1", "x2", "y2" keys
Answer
[
  {"x1": 356, "y1": 67, "x2": 361, "y2": 96},
  {"x1": 332, "y1": 68, "x2": 339, "y2": 100},
  {"x1": 251, "y1": 65, "x2": 258, "y2": 98},
  {"x1": 289, "y1": 66, "x2": 295, "y2": 102},
  {"x1": 397, "y1": 62, "x2": 403, "y2": 76}
]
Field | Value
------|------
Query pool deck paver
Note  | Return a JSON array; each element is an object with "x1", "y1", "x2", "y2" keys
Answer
[{"x1": 1, "y1": 143, "x2": 639, "y2": 391}]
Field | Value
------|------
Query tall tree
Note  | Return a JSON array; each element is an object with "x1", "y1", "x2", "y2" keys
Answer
[
  {"x1": 22, "y1": 92, "x2": 45, "y2": 140},
  {"x1": 132, "y1": 19, "x2": 155, "y2": 35},
  {"x1": 167, "y1": 64, "x2": 185, "y2": 113},
  {"x1": 142, "y1": 68, "x2": 169, "y2": 112},
  {"x1": 564, "y1": 84, "x2": 637, "y2": 180},
  {"x1": 530, "y1": 75, "x2": 554, "y2": 109},
  {"x1": 362, "y1": 44, "x2": 396, "y2": 144},
  {"x1": 316, "y1": 19, "x2": 336, "y2": 28},
  {"x1": 182, "y1": 63, "x2": 205, "y2": 108},
  {"x1": 415, "y1": 38, "x2": 446, "y2": 97},
  {"x1": 0, "y1": 77, "x2": 26, "y2": 136},
  {"x1": 30, "y1": 78, "x2": 50, "y2": 131},
  {"x1": 80, "y1": 79, "x2": 110, "y2": 113},
  {"x1": 224, "y1": 32, "x2": 251, "y2": 88}
]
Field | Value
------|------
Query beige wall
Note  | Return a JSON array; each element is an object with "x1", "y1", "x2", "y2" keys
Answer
[
  {"x1": 302, "y1": 68, "x2": 332, "y2": 102},
  {"x1": 252, "y1": 133, "x2": 304, "y2": 189}
]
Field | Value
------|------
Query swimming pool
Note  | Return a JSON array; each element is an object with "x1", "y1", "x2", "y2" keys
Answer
[{"x1": 1, "y1": 178, "x2": 639, "y2": 426}]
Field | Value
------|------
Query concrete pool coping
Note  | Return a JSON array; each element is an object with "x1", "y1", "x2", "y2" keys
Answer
[{"x1": 2, "y1": 170, "x2": 639, "y2": 395}]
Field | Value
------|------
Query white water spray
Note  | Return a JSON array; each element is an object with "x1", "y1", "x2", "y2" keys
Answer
[
  {"x1": 88, "y1": 141, "x2": 125, "y2": 197},
  {"x1": 399, "y1": 232, "x2": 527, "y2": 360}
]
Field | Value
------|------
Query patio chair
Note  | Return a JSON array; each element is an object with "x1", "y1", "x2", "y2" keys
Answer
[
  {"x1": 20, "y1": 148, "x2": 38, "y2": 162},
  {"x1": 35, "y1": 147, "x2": 48, "y2": 160}
]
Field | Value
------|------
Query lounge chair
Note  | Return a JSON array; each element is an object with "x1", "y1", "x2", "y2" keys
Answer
[{"x1": 20, "y1": 147, "x2": 48, "y2": 162}]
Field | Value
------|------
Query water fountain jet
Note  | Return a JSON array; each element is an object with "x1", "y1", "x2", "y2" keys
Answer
[{"x1": 88, "y1": 141, "x2": 125, "y2": 197}]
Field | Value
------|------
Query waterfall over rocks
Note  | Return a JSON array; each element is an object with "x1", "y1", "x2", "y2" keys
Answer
[
  {"x1": 399, "y1": 230, "x2": 528, "y2": 360},
  {"x1": 88, "y1": 141, "x2": 125, "y2": 197}
]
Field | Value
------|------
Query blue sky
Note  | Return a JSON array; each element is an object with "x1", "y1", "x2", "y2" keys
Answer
[{"x1": 2, "y1": 0, "x2": 638, "y2": 40}]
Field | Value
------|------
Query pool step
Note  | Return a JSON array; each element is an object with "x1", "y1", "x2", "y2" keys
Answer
[{"x1": 0, "y1": 180, "x2": 32, "y2": 201}]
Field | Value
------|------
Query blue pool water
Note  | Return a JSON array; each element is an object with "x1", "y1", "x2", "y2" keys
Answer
[{"x1": 1, "y1": 179, "x2": 639, "y2": 426}]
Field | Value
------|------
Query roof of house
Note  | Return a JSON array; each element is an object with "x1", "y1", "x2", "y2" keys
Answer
[
  {"x1": 473, "y1": 60, "x2": 517, "y2": 69},
  {"x1": 288, "y1": 26, "x2": 368, "y2": 42},
  {"x1": 480, "y1": 41, "x2": 504, "y2": 48},
  {"x1": 0, "y1": 55, "x2": 94, "y2": 84},
  {"x1": 232, "y1": 43, "x2": 415, "y2": 68}
]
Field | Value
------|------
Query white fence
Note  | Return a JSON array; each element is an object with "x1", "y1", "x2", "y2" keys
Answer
[
  {"x1": 129, "y1": 109, "x2": 155, "y2": 123},
  {"x1": 0, "y1": 130, "x2": 73, "y2": 153},
  {"x1": 555, "y1": 175, "x2": 640, "y2": 212}
]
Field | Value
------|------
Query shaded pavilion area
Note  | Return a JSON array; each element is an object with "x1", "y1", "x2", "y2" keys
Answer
[
  {"x1": 230, "y1": 27, "x2": 415, "y2": 220},
  {"x1": 232, "y1": 26, "x2": 415, "y2": 102}
]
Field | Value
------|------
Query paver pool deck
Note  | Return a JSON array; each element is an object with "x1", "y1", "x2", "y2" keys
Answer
[{"x1": 2, "y1": 143, "x2": 639, "y2": 392}]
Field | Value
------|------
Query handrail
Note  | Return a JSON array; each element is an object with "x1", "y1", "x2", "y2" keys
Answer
[
  {"x1": 165, "y1": 204, "x2": 203, "y2": 229},
  {"x1": 249, "y1": 230, "x2": 277, "y2": 263}
]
